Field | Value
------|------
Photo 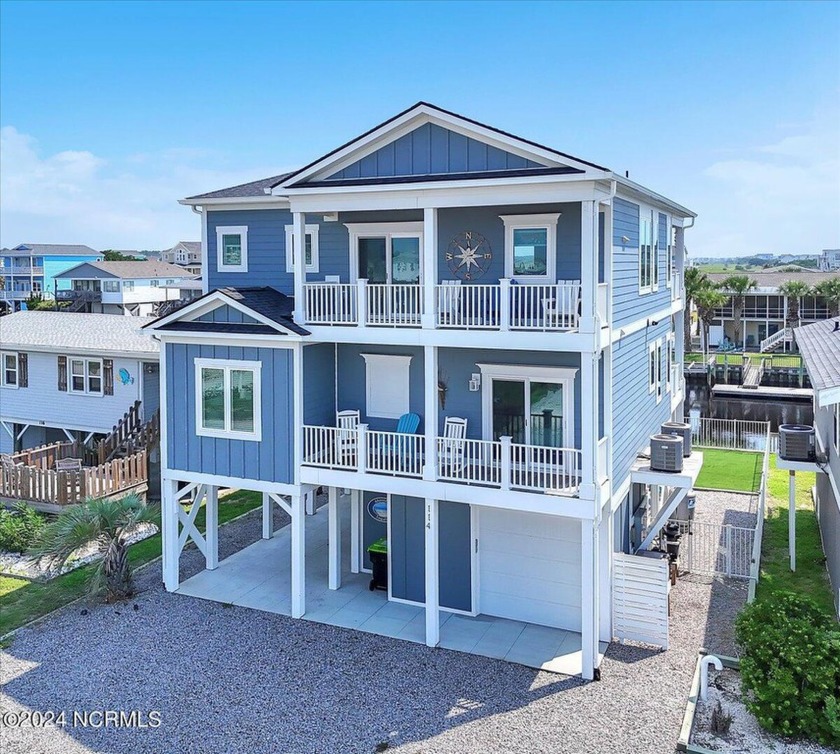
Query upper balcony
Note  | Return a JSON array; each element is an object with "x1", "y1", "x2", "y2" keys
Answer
[{"x1": 2, "y1": 266, "x2": 44, "y2": 276}]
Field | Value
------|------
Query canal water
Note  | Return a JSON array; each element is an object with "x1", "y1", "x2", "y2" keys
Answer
[{"x1": 684, "y1": 378, "x2": 813, "y2": 431}]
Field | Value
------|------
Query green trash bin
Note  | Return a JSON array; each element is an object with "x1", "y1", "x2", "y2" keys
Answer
[{"x1": 367, "y1": 537, "x2": 388, "y2": 592}]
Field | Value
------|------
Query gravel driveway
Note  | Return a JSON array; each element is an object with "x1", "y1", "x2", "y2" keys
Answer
[{"x1": 0, "y1": 502, "x2": 747, "y2": 754}]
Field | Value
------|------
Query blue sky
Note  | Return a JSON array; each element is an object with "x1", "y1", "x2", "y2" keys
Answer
[{"x1": 1, "y1": 0, "x2": 838, "y2": 255}]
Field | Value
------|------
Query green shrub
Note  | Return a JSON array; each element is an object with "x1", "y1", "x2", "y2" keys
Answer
[
  {"x1": 0, "y1": 504, "x2": 47, "y2": 553},
  {"x1": 736, "y1": 592, "x2": 840, "y2": 748}
]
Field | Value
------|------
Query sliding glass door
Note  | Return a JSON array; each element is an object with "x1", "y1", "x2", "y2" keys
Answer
[
  {"x1": 491, "y1": 378, "x2": 566, "y2": 448},
  {"x1": 357, "y1": 235, "x2": 421, "y2": 285}
]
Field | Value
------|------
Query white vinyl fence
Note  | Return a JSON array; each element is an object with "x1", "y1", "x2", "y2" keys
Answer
[
  {"x1": 673, "y1": 520, "x2": 755, "y2": 579},
  {"x1": 612, "y1": 552, "x2": 670, "y2": 649},
  {"x1": 690, "y1": 417, "x2": 773, "y2": 452}
]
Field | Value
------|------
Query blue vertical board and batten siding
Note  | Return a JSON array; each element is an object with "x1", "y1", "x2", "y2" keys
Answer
[
  {"x1": 611, "y1": 321, "x2": 673, "y2": 484},
  {"x1": 165, "y1": 342, "x2": 294, "y2": 483},
  {"x1": 612, "y1": 197, "x2": 672, "y2": 327},
  {"x1": 326, "y1": 123, "x2": 545, "y2": 181},
  {"x1": 195, "y1": 305, "x2": 260, "y2": 324}
]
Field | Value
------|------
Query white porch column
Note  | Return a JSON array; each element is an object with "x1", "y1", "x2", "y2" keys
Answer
[
  {"x1": 423, "y1": 345, "x2": 439, "y2": 482},
  {"x1": 580, "y1": 518, "x2": 599, "y2": 680},
  {"x1": 292, "y1": 211, "x2": 306, "y2": 324},
  {"x1": 262, "y1": 491, "x2": 272, "y2": 539},
  {"x1": 422, "y1": 207, "x2": 438, "y2": 329},
  {"x1": 580, "y1": 352, "x2": 598, "y2": 502},
  {"x1": 598, "y1": 508, "x2": 612, "y2": 643},
  {"x1": 424, "y1": 497, "x2": 440, "y2": 647},
  {"x1": 162, "y1": 479, "x2": 180, "y2": 591},
  {"x1": 580, "y1": 200, "x2": 598, "y2": 334},
  {"x1": 205, "y1": 485, "x2": 219, "y2": 570},
  {"x1": 350, "y1": 489, "x2": 361, "y2": 574},
  {"x1": 328, "y1": 486, "x2": 341, "y2": 590},
  {"x1": 291, "y1": 492, "x2": 306, "y2": 618},
  {"x1": 789, "y1": 471, "x2": 796, "y2": 571}
]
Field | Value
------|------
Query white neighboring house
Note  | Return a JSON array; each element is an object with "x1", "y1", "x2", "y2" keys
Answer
[
  {"x1": 161, "y1": 241, "x2": 202, "y2": 276},
  {"x1": 54, "y1": 261, "x2": 197, "y2": 316},
  {"x1": 820, "y1": 249, "x2": 840, "y2": 272},
  {"x1": 0, "y1": 311, "x2": 160, "y2": 455}
]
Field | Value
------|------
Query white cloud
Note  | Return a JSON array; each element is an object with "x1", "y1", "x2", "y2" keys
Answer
[
  {"x1": 689, "y1": 114, "x2": 840, "y2": 257},
  {"x1": 0, "y1": 126, "x2": 291, "y2": 250}
]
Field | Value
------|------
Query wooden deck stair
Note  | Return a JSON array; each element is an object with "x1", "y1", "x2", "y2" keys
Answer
[{"x1": 96, "y1": 401, "x2": 160, "y2": 463}]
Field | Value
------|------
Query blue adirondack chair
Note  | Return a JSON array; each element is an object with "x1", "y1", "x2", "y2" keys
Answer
[{"x1": 387, "y1": 413, "x2": 421, "y2": 464}]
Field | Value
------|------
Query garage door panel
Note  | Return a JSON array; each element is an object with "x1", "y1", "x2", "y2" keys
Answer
[
  {"x1": 481, "y1": 534, "x2": 581, "y2": 566},
  {"x1": 480, "y1": 591, "x2": 582, "y2": 632},
  {"x1": 482, "y1": 510, "x2": 579, "y2": 541},
  {"x1": 480, "y1": 550, "x2": 582, "y2": 582},
  {"x1": 481, "y1": 571, "x2": 580, "y2": 607}
]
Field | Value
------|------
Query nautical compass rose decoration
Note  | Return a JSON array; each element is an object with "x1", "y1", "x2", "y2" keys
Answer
[{"x1": 445, "y1": 231, "x2": 492, "y2": 281}]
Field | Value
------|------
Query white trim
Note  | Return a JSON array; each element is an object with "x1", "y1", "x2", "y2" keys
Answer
[
  {"x1": 638, "y1": 206, "x2": 655, "y2": 295},
  {"x1": 345, "y1": 222, "x2": 424, "y2": 284},
  {"x1": 163, "y1": 468, "x2": 302, "y2": 496},
  {"x1": 194, "y1": 357, "x2": 262, "y2": 441},
  {"x1": 360, "y1": 353, "x2": 412, "y2": 419},
  {"x1": 0, "y1": 351, "x2": 19, "y2": 389},
  {"x1": 216, "y1": 225, "x2": 248, "y2": 273},
  {"x1": 499, "y1": 213, "x2": 560, "y2": 282},
  {"x1": 201, "y1": 209, "x2": 209, "y2": 295},
  {"x1": 68, "y1": 356, "x2": 104, "y2": 396},
  {"x1": 284, "y1": 223, "x2": 320, "y2": 273}
]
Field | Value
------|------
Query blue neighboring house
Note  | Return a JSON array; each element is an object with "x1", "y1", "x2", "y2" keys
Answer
[
  {"x1": 0, "y1": 243, "x2": 103, "y2": 310},
  {"x1": 146, "y1": 102, "x2": 699, "y2": 679}
]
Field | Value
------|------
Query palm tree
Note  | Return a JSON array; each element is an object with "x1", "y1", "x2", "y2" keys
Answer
[
  {"x1": 694, "y1": 288, "x2": 728, "y2": 354},
  {"x1": 684, "y1": 267, "x2": 710, "y2": 353},
  {"x1": 812, "y1": 278, "x2": 840, "y2": 318},
  {"x1": 29, "y1": 493, "x2": 159, "y2": 602},
  {"x1": 778, "y1": 280, "x2": 812, "y2": 329},
  {"x1": 721, "y1": 274, "x2": 757, "y2": 348}
]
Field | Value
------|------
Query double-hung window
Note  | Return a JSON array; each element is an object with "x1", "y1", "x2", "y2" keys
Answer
[
  {"x1": 70, "y1": 358, "x2": 103, "y2": 395},
  {"x1": 216, "y1": 226, "x2": 248, "y2": 273},
  {"x1": 103, "y1": 280, "x2": 120, "y2": 292},
  {"x1": 195, "y1": 358, "x2": 262, "y2": 441},
  {"x1": 285, "y1": 224, "x2": 320, "y2": 273},
  {"x1": 639, "y1": 208, "x2": 656, "y2": 293},
  {"x1": 1, "y1": 352, "x2": 18, "y2": 387},
  {"x1": 500, "y1": 213, "x2": 560, "y2": 282},
  {"x1": 123, "y1": 280, "x2": 134, "y2": 292}
]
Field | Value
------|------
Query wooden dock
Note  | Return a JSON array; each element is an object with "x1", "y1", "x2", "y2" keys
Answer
[{"x1": 711, "y1": 384, "x2": 813, "y2": 400}]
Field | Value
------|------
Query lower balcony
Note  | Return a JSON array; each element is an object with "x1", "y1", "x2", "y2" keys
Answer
[{"x1": 302, "y1": 425, "x2": 582, "y2": 496}]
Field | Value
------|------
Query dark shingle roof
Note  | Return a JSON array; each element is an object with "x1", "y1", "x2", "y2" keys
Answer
[
  {"x1": 185, "y1": 173, "x2": 295, "y2": 201},
  {"x1": 794, "y1": 317, "x2": 840, "y2": 395}
]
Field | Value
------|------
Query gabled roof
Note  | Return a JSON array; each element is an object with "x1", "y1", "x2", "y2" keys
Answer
[
  {"x1": 184, "y1": 173, "x2": 295, "y2": 201},
  {"x1": 175, "y1": 241, "x2": 201, "y2": 253},
  {"x1": 145, "y1": 286, "x2": 309, "y2": 337},
  {"x1": 794, "y1": 317, "x2": 840, "y2": 407},
  {"x1": 1, "y1": 243, "x2": 100, "y2": 257},
  {"x1": 54, "y1": 261, "x2": 198, "y2": 280},
  {"x1": 0, "y1": 311, "x2": 159, "y2": 357}
]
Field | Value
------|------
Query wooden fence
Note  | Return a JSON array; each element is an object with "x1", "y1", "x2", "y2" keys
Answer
[
  {"x1": 8, "y1": 440, "x2": 96, "y2": 469},
  {"x1": 97, "y1": 400, "x2": 143, "y2": 463},
  {"x1": 0, "y1": 450, "x2": 148, "y2": 507}
]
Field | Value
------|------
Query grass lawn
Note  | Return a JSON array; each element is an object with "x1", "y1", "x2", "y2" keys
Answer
[
  {"x1": 695, "y1": 448, "x2": 763, "y2": 492},
  {"x1": 0, "y1": 490, "x2": 261, "y2": 637},
  {"x1": 755, "y1": 456, "x2": 835, "y2": 617}
]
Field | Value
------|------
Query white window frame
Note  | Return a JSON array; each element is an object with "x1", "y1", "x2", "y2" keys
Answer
[
  {"x1": 346, "y1": 222, "x2": 424, "y2": 284},
  {"x1": 1, "y1": 351, "x2": 18, "y2": 389},
  {"x1": 194, "y1": 358, "x2": 262, "y2": 441},
  {"x1": 216, "y1": 225, "x2": 248, "y2": 273},
  {"x1": 647, "y1": 339, "x2": 664, "y2": 402},
  {"x1": 361, "y1": 353, "x2": 412, "y2": 419},
  {"x1": 666, "y1": 215, "x2": 673, "y2": 289},
  {"x1": 103, "y1": 280, "x2": 120, "y2": 293},
  {"x1": 652, "y1": 211, "x2": 660, "y2": 292},
  {"x1": 834, "y1": 405, "x2": 839, "y2": 456},
  {"x1": 476, "y1": 363, "x2": 577, "y2": 447},
  {"x1": 639, "y1": 207, "x2": 655, "y2": 294},
  {"x1": 123, "y1": 280, "x2": 135, "y2": 291},
  {"x1": 285, "y1": 224, "x2": 320, "y2": 273},
  {"x1": 666, "y1": 334, "x2": 674, "y2": 394},
  {"x1": 69, "y1": 357, "x2": 104, "y2": 396},
  {"x1": 500, "y1": 213, "x2": 560, "y2": 282}
]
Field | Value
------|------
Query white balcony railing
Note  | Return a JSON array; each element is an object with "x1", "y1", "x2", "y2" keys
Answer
[
  {"x1": 303, "y1": 280, "x2": 583, "y2": 332},
  {"x1": 302, "y1": 424, "x2": 582, "y2": 496},
  {"x1": 0, "y1": 290, "x2": 33, "y2": 301}
]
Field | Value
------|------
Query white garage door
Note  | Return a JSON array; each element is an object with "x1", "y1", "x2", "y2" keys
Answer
[{"x1": 479, "y1": 508, "x2": 581, "y2": 631}]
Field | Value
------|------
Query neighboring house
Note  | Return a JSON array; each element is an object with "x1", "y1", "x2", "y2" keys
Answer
[
  {"x1": 708, "y1": 269, "x2": 840, "y2": 350},
  {"x1": 161, "y1": 241, "x2": 202, "y2": 275},
  {"x1": 0, "y1": 311, "x2": 159, "y2": 455},
  {"x1": 146, "y1": 102, "x2": 696, "y2": 680},
  {"x1": 820, "y1": 249, "x2": 840, "y2": 272},
  {"x1": 790, "y1": 317, "x2": 840, "y2": 618},
  {"x1": 0, "y1": 244, "x2": 102, "y2": 310},
  {"x1": 54, "y1": 261, "x2": 198, "y2": 316}
]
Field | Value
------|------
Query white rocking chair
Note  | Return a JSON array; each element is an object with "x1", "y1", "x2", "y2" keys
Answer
[
  {"x1": 439, "y1": 416, "x2": 468, "y2": 474},
  {"x1": 437, "y1": 280, "x2": 462, "y2": 326},
  {"x1": 543, "y1": 279, "x2": 581, "y2": 329},
  {"x1": 336, "y1": 410, "x2": 360, "y2": 464}
]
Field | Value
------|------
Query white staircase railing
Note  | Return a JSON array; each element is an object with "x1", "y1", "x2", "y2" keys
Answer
[{"x1": 759, "y1": 327, "x2": 791, "y2": 353}]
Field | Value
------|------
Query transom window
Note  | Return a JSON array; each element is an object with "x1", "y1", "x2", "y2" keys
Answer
[
  {"x1": 500, "y1": 214, "x2": 559, "y2": 281},
  {"x1": 70, "y1": 358, "x2": 103, "y2": 395},
  {"x1": 285, "y1": 224, "x2": 320, "y2": 273},
  {"x1": 2, "y1": 352, "x2": 17, "y2": 387},
  {"x1": 195, "y1": 358, "x2": 262, "y2": 441},
  {"x1": 216, "y1": 226, "x2": 248, "y2": 273}
]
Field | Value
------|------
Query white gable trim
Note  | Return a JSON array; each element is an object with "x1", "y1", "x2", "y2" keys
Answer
[{"x1": 276, "y1": 104, "x2": 607, "y2": 189}]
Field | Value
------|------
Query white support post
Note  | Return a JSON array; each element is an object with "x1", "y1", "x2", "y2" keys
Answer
[
  {"x1": 262, "y1": 491, "x2": 272, "y2": 539},
  {"x1": 162, "y1": 479, "x2": 180, "y2": 591},
  {"x1": 356, "y1": 279, "x2": 368, "y2": 327},
  {"x1": 350, "y1": 489, "x2": 361, "y2": 574},
  {"x1": 424, "y1": 497, "x2": 440, "y2": 647},
  {"x1": 580, "y1": 352, "x2": 598, "y2": 503},
  {"x1": 500, "y1": 436, "x2": 512, "y2": 491},
  {"x1": 291, "y1": 492, "x2": 305, "y2": 618},
  {"x1": 357, "y1": 424, "x2": 368, "y2": 474},
  {"x1": 580, "y1": 200, "x2": 598, "y2": 334},
  {"x1": 598, "y1": 509, "x2": 612, "y2": 643},
  {"x1": 328, "y1": 486, "x2": 341, "y2": 590},
  {"x1": 292, "y1": 211, "x2": 306, "y2": 324},
  {"x1": 205, "y1": 485, "x2": 219, "y2": 570},
  {"x1": 580, "y1": 518, "x2": 598, "y2": 680},
  {"x1": 422, "y1": 207, "x2": 437, "y2": 329},
  {"x1": 305, "y1": 489, "x2": 316, "y2": 516},
  {"x1": 423, "y1": 345, "x2": 438, "y2": 481},
  {"x1": 499, "y1": 278, "x2": 511, "y2": 331},
  {"x1": 789, "y1": 470, "x2": 796, "y2": 572}
]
